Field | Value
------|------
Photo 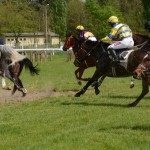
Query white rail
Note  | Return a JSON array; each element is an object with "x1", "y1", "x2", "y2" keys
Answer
[{"x1": 15, "y1": 48, "x2": 63, "y2": 52}]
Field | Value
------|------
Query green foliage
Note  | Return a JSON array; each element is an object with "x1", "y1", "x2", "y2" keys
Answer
[
  {"x1": 0, "y1": 2, "x2": 39, "y2": 42},
  {"x1": 141, "y1": 0, "x2": 150, "y2": 20},
  {"x1": 85, "y1": 0, "x2": 123, "y2": 39},
  {"x1": 0, "y1": 0, "x2": 149, "y2": 40},
  {"x1": 66, "y1": 0, "x2": 86, "y2": 36},
  {"x1": 49, "y1": 0, "x2": 67, "y2": 40}
]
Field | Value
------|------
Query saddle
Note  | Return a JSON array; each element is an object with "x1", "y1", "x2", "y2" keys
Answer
[{"x1": 115, "y1": 49, "x2": 134, "y2": 69}]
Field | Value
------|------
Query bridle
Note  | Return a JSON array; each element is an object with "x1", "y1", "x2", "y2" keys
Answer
[
  {"x1": 64, "y1": 35, "x2": 75, "y2": 49},
  {"x1": 74, "y1": 41, "x2": 99, "y2": 65}
]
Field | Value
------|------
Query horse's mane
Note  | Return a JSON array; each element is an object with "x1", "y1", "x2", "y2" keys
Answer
[{"x1": 0, "y1": 45, "x2": 26, "y2": 65}]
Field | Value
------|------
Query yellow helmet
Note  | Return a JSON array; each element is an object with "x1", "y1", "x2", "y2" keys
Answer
[
  {"x1": 76, "y1": 25, "x2": 84, "y2": 30},
  {"x1": 108, "y1": 16, "x2": 119, "y2": 23}
]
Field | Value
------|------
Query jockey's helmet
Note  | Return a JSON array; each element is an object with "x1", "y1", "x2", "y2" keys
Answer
[
  {"x1": 108, "y1": 16, "x2": 119, "y2": 23},
  {"x1": 76, "y1": 25, "x2": 84, "y2": 30}
]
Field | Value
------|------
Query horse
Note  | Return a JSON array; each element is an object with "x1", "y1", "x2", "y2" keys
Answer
[
  {"x1": 74, "y1": 33, "x2": 150, "y2": 107},
  {"x1": 1, "y1": 76, "x2": 11, "y2": 90},
  {"x1": 63, "y1": 34, "x2": 97, "y2": 85},
  {"x1": 63, "y1": 33, "x2": 146, "y2": 87},
  {"x1": 133, "y1": 53, "x2": 150, "y2": 80},
  {"x1": 0, "y1": 45, "x2": 39, "y2": 96}
]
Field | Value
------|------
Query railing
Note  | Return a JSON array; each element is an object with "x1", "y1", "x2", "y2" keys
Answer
[{"x1": 15, "y1": 48, "x2": 63, "y2": 62}]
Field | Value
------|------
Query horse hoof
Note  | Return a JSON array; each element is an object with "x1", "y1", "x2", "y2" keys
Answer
[
  {"x1": 74, "y1": 92, "x2": 81, "y2": 97},
  {"x1": 2, "y1": 86, "x2": 11, "y2": 90},
  {"x1": 130, "y1": 84, "x2": 134, "y2": 88},
  {"x1": 22, "y1": 93, "x2": 26, "y2": 97},
  {"x1": 95, "y1": 90, "x2": 100, "y2": 95},
  {"x1": 128, "y1": 103, "x2": 137, "y2": 107}
]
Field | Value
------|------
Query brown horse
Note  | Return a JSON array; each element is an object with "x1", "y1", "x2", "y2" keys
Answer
[
  {"x1": 134, "y1": 53, "x2": 150, "y2": 80},
  {"x1": 63, "y1": 34, "x2": 96, "y2": 85},
  {"x1": 74, "y1": 34, "x2": 150, "y2": 107}
]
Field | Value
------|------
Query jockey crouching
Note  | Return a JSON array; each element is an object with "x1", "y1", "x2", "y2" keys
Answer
[
  {"x1": 101, "y1": 16, "x2": 134, "y2": 64},
  {"x1": 76, "y1": 25, "x2": 97, "y2": 45}
]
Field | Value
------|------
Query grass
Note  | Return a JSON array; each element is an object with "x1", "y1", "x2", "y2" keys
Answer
[{"x1": 0, "y1": 52, "x2": 150, "y2": 150}]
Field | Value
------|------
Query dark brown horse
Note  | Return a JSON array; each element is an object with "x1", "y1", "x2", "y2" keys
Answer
[
  {"x1": 63, "y1": 34, "x2": 97, "y2": 85},
  {"x1": 63, "y1": 33, "x2": 145, "y2": 87},
  {"x1": 74, "y1": 34, "x2": 150, "y2": 107}
]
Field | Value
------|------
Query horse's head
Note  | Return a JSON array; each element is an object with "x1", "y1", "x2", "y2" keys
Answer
[
  {"x1": 74, "y1": 41, "x2": 98, "y2": 67},
  {"x1": 63, "y1": 34, "x2": 79, "y2": 55},
  {"x1": 133, "y1": 54, "x2": 150, "y2": 79}
]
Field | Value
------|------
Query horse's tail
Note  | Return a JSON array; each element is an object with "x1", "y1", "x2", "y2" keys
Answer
[{"x1": 23, "y1": 58, "x2": 40, "y2": 75}]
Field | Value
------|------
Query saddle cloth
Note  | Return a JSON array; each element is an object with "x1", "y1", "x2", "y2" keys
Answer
[{"x1": 118, "y1": 50, "x2": 134, "y2": 69}]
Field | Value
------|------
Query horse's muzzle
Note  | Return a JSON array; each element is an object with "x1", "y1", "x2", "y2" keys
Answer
[{"x1": 62, "y1": 46, "x2": 67, "y2": 51}]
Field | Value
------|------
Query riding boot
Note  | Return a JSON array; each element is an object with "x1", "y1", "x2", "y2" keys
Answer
[{"x1": 108, "y1": 48, "x2": 119, "y2": 63}]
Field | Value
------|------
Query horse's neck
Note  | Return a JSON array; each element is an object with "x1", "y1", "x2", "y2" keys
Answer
[
  {"x1": 128, "y1": 50, "x2": 147, "y2": 71},
  {"x1": 133, "y1": 33, "x2": 150, "y2": 45}
]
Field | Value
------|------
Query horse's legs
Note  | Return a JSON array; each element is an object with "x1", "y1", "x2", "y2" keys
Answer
[
  {"x1": 75, "y1": 69, "x2": 102, "y2": 97},
  {"x1": 2, "y1": 77, "x2": 6, "y2": 88},
  {"x1": 93, "y1": 75, "x2": 106, "y2": 95},
  {"x1": 128, "y1": 77, "x2": 149, "y2": 107},
  {"x1": 130, "y1": 76, "x2": 135, "y2": 88},
  {"x1": 75, "y1": 68, "x2": 83, "y2": 85},
  {"x1": 5, "y1": 65, "x2": 27, "y2": 97},
  {"x1": 1, "y1": 72, "x2": 11, "y2": 90},
  {"x1": 98, "y1": 75, "x2": 106, "y2": 86},
  {"x1": 75, "y1": 67, "x2": 90, "y2": 85},
  {"x1": 12, "y1": 84, "x2": 17, "y2": 95},
  {"x1": 92, "y1": 75, "x2": 106, "y2": 87},
  {"x1": 12, "y1": 75, "x2": 27, "y2": 97}
]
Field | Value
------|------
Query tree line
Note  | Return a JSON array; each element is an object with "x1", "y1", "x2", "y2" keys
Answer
[{"x1": 0, "y1": 0, "x2": 149, "y2": 43}]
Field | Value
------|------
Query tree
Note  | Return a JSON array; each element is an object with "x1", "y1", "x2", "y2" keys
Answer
[
  {"x1": 66, "y1": 0, "x2": 86, "y2": 36},
  {"x1": 48, "y1": 0, "x2": 67, "y2": 40},
  {"x1": 85, "y1": 0, "x2": 122, "y2": 39},
  {"x1": 141, "y1": 0, "x2": 150, "y2": 21},
  {"x1": 0, "y1": 2, "x2": 39, "y2": 44}
]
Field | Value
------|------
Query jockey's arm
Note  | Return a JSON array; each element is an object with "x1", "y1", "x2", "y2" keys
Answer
[{"x1": 101, "y1": 28, "x2": 118, "y2": 43}]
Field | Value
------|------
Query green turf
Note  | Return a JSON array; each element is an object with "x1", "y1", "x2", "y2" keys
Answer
[{"x1": 0, "y1": 52, "x2": 150, "y2": 150}]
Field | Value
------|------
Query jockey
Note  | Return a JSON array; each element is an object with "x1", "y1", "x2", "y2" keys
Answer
[
  {"x1": 144, "y1": 21, "x2": 150, "y2": 32},
  {"x1": 101, "y1": 16, "x2": 134, "y2": 63},
  {"x1": 76, "y1": 25, "x2": 97, "y2": 44}
]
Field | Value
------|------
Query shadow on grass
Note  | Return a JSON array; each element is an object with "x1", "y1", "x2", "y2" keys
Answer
[
  {"x1": 99, "y1": 125, "x2": 150, "y2": 132},
  {"x1": 107, "y1": 95, "x2": 150, "y2": 100},
  {"x1": 61, "y1": 101, "x2": 127, "y2": 108}
]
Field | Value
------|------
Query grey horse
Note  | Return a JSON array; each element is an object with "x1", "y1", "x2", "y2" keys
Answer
[{"x1": 0, "y1": 45, "x2": 39, "y2": 96}]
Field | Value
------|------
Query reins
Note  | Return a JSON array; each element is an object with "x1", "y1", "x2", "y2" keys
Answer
[
  {"x1": 76, "y1": 42, "x2": 99, "y2": 63},
  {"x1": 133, "y1": 39, "x2": 149, "y2": 50}
]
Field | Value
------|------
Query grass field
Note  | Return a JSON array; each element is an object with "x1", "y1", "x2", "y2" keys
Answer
[{"x1": 0, "y1": 52, "x2": 150, "y2": 150}]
